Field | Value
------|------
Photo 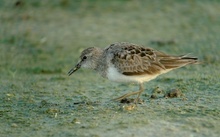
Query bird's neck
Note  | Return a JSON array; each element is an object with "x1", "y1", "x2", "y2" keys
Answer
[
  {"x1": 91, "y1": 48, "x2": 103, "y2": 70},
  {"x1": 94, "y1": 49, "x2": 109, "y2": 77}
]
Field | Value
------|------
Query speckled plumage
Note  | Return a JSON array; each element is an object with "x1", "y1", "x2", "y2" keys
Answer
[{"x1": 68, "y1": 42, "x2": 198, "y2": 102}]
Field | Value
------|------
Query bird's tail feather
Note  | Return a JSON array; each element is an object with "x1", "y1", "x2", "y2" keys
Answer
[{"x1": 160, "y1": 54, "x2": 199, "y2": 69}]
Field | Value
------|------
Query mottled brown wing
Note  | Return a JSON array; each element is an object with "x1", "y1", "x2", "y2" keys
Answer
[
  {"x1": 106, "y1": 42, "x2": 198, "y2": 75},
  {"x1": 107, "y1": 42, "x2": 166, "y2": 75}
]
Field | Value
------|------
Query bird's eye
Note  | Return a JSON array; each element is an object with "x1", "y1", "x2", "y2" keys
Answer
[{"x1": 82, "y1": 56, "x2": 87, "y2": 60}]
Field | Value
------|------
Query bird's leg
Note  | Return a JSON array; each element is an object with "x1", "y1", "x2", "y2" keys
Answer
[
  {"x1": 134, "y1": 83, "x2": 144, "y2": 104},
  {"x1": 112, "y1": 91, "x2": 141, "y2": 101},
  {"x1": 112, "y1": 83, "x2": 144, "y2": 102}
]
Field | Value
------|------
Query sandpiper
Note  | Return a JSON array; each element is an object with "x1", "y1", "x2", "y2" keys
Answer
[{"x1": 68, "y1": 42, "x2": 198, "y2": 102}]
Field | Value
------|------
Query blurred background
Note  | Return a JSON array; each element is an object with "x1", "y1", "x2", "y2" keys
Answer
[
  {"x1": 0, "y1": 0, "x2": 219, "y2": 136},
  {"x1": 1, "y1": 0, "x2": 219, "y2": 75}
]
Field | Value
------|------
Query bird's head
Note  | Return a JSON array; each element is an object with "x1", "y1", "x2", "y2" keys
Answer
[{"x1": 68, "y1": 47, "x2": 101, "y2": 76}]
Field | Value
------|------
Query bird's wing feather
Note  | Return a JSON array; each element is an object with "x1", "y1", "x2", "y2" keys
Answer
[
  {"x1": 105, "y1": 42, "x2": 198, "y2": 76},
  {"x1": 105, "y1": 42, "x2": 166, "y2": 75}
]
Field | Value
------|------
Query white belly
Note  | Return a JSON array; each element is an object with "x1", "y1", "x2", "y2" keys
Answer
[{"x1": 106, "y1": 67, "x2": 158, "y2": 83}]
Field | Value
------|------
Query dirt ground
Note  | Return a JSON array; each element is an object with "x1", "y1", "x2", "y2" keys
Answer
[{"x1": 0, "y1": 0, "x2": 219, "y2": 137}]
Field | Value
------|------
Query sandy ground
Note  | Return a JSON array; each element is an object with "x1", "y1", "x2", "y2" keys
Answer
[{"x1": 0, "y1": 0, "x2": 219, "y2": 137}]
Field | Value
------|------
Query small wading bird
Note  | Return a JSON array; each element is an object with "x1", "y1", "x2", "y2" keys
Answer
[{"x1": 68, "y1": 42, "x2": 198, "y2": 103}]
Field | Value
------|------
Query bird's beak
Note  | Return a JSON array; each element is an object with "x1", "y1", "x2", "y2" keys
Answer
[{"x1": 68, "y1": 62, "x2": 81, "y2": 76}]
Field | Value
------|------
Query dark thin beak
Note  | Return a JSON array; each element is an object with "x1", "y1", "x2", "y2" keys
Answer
[{"x1": 68, "y1": 63, "x2": 81, "y2": 76}]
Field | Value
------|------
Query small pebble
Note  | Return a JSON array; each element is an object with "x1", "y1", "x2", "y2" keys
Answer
[
  {"x1": 165, "y1": 89, "x2": 183, "y2": 98},
  {"x1": 150, "y1": 94, "x2": 157, "y2": 99},
  {"x1": 152, "y1": 87, "x2": 163, "y2": 94}
]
